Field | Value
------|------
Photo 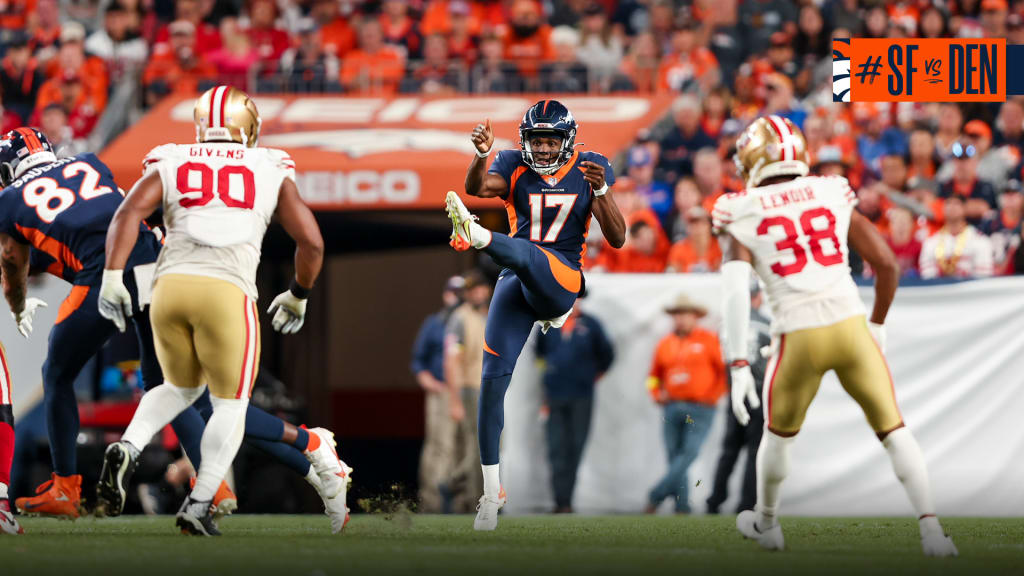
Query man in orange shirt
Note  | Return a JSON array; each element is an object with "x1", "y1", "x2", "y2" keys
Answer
[
  {"x1": 142, "y1": 21, "x2": 217, "y2": 106},
  {"x1": 610, "y1": 219, "x2": 668, "y2": 273},
  {"x1": 666, "y1": 207, "x2": 722, "y2": 273},
  {"x1": 341, "y1": 17, "x2": 406, "y2": 95},
  {"x1": 503, "y1": 0, "x2": 554, "y2": 77},
  {"x1": 645, "y1": 294, "x2": 725, "y2": 514}
]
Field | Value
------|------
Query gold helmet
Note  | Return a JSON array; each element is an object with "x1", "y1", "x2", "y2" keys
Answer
[
  {"x1": 734, "y1": 115, "x2": 810, "y2": 188},
  {"x1": 193, "y1": 85, "x2": 261, "y2": 147}
]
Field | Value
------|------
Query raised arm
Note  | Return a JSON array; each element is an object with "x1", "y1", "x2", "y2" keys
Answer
[
  {"x1": 582, "y1": 160, "x2": 626, "y2": 249},
  {"x1": 465, "y1": 118, "x2": 509, "y2": 199},
  {"x1": 848, "y1": 210, "x2": 899, "y2": 326}
]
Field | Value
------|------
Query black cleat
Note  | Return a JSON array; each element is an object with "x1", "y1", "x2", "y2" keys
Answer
[
  {"x1": 176, "y1": 497, "x2": 221, "y2": 536},
  {"x1": 95, "y1": 442, "x2": 139, "y2": 517}
]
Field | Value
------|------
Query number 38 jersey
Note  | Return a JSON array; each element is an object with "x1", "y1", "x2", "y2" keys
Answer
[
  {"x1": 142, "y1": 142, "x2": 294, "y2": 299},
  {"x1": 712, "y1": 175, "x2": 865, "y2": 335},
  {"x1": 0, "y1": 153, "x2": 161, "y2": 285}
]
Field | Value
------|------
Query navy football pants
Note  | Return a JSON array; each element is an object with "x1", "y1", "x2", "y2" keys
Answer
[{"x1": 478, "y1": 232, "x2": 581, "y2": 466}]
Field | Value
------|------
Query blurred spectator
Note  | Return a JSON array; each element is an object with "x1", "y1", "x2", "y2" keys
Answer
[
  {"x1": 33, "y1": 70, "x2": 99, "y2": 138},
  {"x1": 628, "y1": 145, "x2": 672, "y2": 218},
  {"x1": 342, "y1": 16, "x2": 406, "y2": 94},
  {"x1": 920, "y1": 195, "x2": 995, "y2": 279},
  {"x1": 665, "y1": 177, "x2": 702, "y2": 242},
  {"x1": 855, "y1": 103, "x2": 907, "y2": 178},
  {"x1": 422, "y1": 0, "x2": 485, "y2": 38},
  {"x1": 762, "y1": 73, "x2": 805, "y2": 128},
  {"x1": 311, "y1": 0, "x2": 357, "y2": 58},
  {"x1": 610, "y1": 219, "x2": 668, "y2": 273},
  {"x1": 380, "y1": 0, "x2": 423, "y2": 59},
  {"x1": 919, "y1": 4, "x2": 950, "y2": 38},
  {"x1": 658, "y1": 23, "x2": 719, "y2": 94},
  {"x1": 29, "y1": 0, "x2": 61, "y2": 64},
  {"x1": 701, "y1": 87, "x2": 730, "y2": 141},
  {"x1": 85, "y1": 2, "x2": 148, "y2": 85},
  {"x1": 143, "y1": 20, "x2": 217, "y2": 105},
  {"x1": 666, "y1": 207, "x2": 721, "y2": 273},
  {"x1": 658, "y1": 94, "x2": 714, "y2": 182},
  {"x1": 693, "y1": 147, "x2": 725, "y2": 212},
  {"x1": 645, "y1": 294, "x2": 724, "y2": 514},
  {"x1": 995, "y1": 99, "x2": 1024, "y2": 149},
  {"x1": 612, "y1": 0, "x2": 651, "y2": 38},
  {"x1": 812, "y1": 145, "x2": 849, "y2": 179},
  {"x1": 412, "y1": 275, "x2": 464, "y2": 514},
  {"x1": 618, "y1": 31, "x2": 659, "y2": 92},
  {"x1": 985, "y1": 180, "x2": 1023, "y2": 268},
  {"x1": 738, "y1": 0, "x2": 795, "y2": 59},
  {"x1": 794, "y1": 4, "x2": 829, "y2": 64},
  {"x1": 886, "y1": 207, "x2": 923, "y2": 278},
  {"x1": 938, "y1": 141, "x2": 999, "y2": 227},
  {"x1": 248, "y1": 0, "x2": 291, "y2": 71},
  {"x1": 764, "y1": 31, "x2": 797, "y2": 83},
  {"x1": 0, "y1": 0, "x2": 33, "y2": 32},
  {"x1": 0, "y1": 31, "x2": 45, "y2": 122},
  {"x1": 857, "y1": 183, "x2": 891, "y2": 236},
  {"x1": 205, "y1": 17, "x2": 259, "y2": 90},
  {"x1": 980, "y1": 0, "x2": 1009, "y2": 37},
  {"x1": 444, "y1": 270, "x2": 491, "y2": 513},
  {"x1": 828, "y1": 0, "x2": 861, "y2": 37},
  {"x1": 473, "y1": 31, "x2": 518, "y2": 93},
  {"x1": 39, "y1": 103, "x2": 86, "y2": 156},
  {"x1": 504, "y1": 0, "x2": 554, "y2": 77},
  {"x1": 706, "y1": 283, "x2": 769, "y2": 515},
  {"x1": 576, "y1": 2, "x2": 622, "y2": 92},
  {"x1": 548, "y1": 0, "x2": 588, "y2": 28},
  {"x1": 405, "y1": 33, "x2": 458, "y2": 94},
  {"x1": 444, "y1": 1, "x2": 481, "y2": 64},
  {"x1": 907, "y1": 128, "x2": 939, "y2": 181},
  {"x1": 879, "y1": 153, "x2": 909, "y2": 194},
  {"x1": 962, "y1": 120, "x2": 1013, "y2": 192},
  {"x1": 40, "y1": 23, "x2": 109, "y2": 116},
  {"x1": 280, "y1": 18, "x2": 340, "y2": 93},
  {"x1": 0, "y1": 102, "x2": 21, "y2": 133},
  {"x1": 153, "y1": 0, "x2": 222, "y2": 56},
  {"x1": 535, "y1": 293, "x2": 613, "y2": 513},
  {"x1": 541, "y1": 26, "x2": 587, "y2": 92},
  {"x1": 935, "y1": 103, "x2": 964, "y2": 159}
]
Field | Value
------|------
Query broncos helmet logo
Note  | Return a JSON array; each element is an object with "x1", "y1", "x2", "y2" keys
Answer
[{"x1": 833, "y1": 38, "x2": 852, "y2": 103}]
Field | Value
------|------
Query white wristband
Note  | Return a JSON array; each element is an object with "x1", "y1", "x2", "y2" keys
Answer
[
  {"x1": 475, "y1": 146, "x2": 491, "y2": 159},
  {"x1": 593, "y1": 182, "x2": 608, "y2": 197}
]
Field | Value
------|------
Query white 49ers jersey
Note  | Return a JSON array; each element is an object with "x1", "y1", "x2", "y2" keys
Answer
[
  {"x1": 142, "y1": 142, "x2": 295, "y2": 299},
  {"x1": 713, "y1": 175, "x2": 865, "y2": 335}
]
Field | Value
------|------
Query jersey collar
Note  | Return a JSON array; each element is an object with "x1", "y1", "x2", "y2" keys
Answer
[{"x1": 537, "y1": 150, "x2": 580, "y2": 187}]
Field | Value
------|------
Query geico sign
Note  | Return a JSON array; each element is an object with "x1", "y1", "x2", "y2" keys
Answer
[
  {"x1": 295, "y1": 170, "x2": 420, "y2": 206},
  {"x1": 171, "y1": 96, "x2": 652, "y2": 125}
]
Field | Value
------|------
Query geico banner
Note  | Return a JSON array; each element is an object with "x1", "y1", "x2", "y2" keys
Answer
[
  {"x1": 100, "y1": 94, "x2": 674, "y2": 211},
  {"x1": 501, "y1": 275, "x2": 1024, "y2": 516}
]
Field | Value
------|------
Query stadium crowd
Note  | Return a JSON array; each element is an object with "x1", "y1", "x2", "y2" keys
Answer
[{"x1": 1, "y1": 0, "x2": 1023, "y2": 279}]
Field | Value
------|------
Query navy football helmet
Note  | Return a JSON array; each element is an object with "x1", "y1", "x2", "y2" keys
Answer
[
  {"x1": 0, "y1": 127, "x2": 56, "y2": 187},
  {"x1": 519, "y1": 100, "x2": 577, "y2": 175}
]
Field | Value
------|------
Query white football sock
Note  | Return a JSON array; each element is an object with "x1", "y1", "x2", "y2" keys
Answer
[
  {"x1": 0, "y1": 482, "x2": 7, "y2": 499},
  {"x1": 122, "y1": 383, "x2": 206, "y2": 451},
  {"x1": 470, "y1": 222, "x2": 492, "y2": 249},
  {"x1": 756, "y1": 430, "x2": 794, "y2": 529},
  {"x1": 882, "y1": 427, "x2": 941, "y2": 536},
  {"x1": 191, "y1": 395, "x2": 247, "y2": 503},
  {"x1": 482, "y1": 464, "x2": 500, "y2": 499}
]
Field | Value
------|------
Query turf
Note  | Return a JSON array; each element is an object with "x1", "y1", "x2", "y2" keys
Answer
[{"x1": 2, "y1": 515, "x2": 1022, "y2": 576}]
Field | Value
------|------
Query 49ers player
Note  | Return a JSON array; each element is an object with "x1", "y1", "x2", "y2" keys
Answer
[{"x1": 714, "y1": 116, "x2": 957, "y2": 557}]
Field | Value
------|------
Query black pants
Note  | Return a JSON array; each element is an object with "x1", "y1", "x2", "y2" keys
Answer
[
  {"x1": 706, "y1": 399, "x2": 763, "y2": 514},
  {"x1": 545, "y1": 396, "x2": 593, "y2": 510}
]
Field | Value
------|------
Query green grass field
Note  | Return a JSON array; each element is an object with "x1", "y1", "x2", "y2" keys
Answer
[{"x1": 2, "y1": 515, "x2": 1022, "y2": 576}]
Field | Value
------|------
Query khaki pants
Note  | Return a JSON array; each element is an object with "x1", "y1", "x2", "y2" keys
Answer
[
  {"x1": 151, "y1": 274, "x2": 261, "y2": 399},
  {"x1": 449, "y1": 387, "x2": 481, "y2": 513},
  {"x1": 765, "y1": 315, "x2": 903, "y2": 436},
  {"x1": 418, "y1": 389, "x2": 455, "y2": 513}
]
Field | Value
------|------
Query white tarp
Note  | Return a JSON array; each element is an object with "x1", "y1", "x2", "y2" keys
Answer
[{"x1": 501, "y1": 275, "x2": 1024, "y2": 517}]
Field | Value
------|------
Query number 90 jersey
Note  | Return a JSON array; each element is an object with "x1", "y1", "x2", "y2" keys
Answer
[
  {"x1": 712, "y1": 175, "x2": 865, "y2": 335},
  {"x1": 142, "y1": 142, "x2": 295, "y2": 299}
]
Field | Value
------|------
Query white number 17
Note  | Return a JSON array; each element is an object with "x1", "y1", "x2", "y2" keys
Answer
[{"x1": 528, "y1": 193, "x2": 576, "y2": 243}]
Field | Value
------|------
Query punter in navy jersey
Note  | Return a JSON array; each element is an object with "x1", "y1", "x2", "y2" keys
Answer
[{"x1": 445, "y1": 100, "x2": 626, "y2": 530}]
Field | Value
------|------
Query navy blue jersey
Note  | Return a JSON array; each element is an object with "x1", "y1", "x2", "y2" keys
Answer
[
  {"x1": 488, "y1": 149, "x2": 615, "y2": 268},
  {"x1": 0, "y1": 153, "x2": 159, "y2": 285}
]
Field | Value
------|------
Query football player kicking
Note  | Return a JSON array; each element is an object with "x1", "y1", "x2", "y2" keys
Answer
[
  {"x1": 98, "y1": 86, "x2": 352, "y2": 535},
  {"x1": 715, "y1": 115, "x2": 957, "y2": 557},
  {"x1": 0, "y1": 126, "x2": 345, "y2": 530},
  {"x1": 446, "y1": 100, "x2": 626, "y2": 530}
]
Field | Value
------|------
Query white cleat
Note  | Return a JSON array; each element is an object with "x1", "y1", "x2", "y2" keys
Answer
[
  {"x1": 304, "y1": 427, "x2": 347, "y2": 500},
  {"x1": 323, "y1": 463, "x2": 353, "y2": 534},
  {"x1": 922, "y1": 529, "x2": 958, "y2": 557},
  {"x1": 0, "y1": 499, "x2": 23, "y2": 534},
  {"x1": 473, "y1": 488, "x2": 506, "y2": 531},
  {"x1": 737, "y1": 510, "x2": 785, "y2": 551},
  {"x1": 445, "y1": 191, "x2": 478, "y2": 251}
]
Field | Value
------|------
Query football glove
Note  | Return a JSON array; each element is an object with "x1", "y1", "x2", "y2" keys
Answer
[
  {"x1": 730, "y1": 364, "x2": 761, "y2": 427},
  {"x1": 868, "y1": 322, "x2": 887, "y2": 353},
  {"x1": 268, "y1": 290, "x2": 307, "y2": 334},
  {"x1": 98, "y1": 269, "x2": 133, "y2": 333},
  {"x1": 12, "y1": 298, "x2": 47, "y2": 338}
]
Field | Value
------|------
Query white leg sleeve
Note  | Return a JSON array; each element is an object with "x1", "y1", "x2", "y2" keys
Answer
[
  {"x1": 122, "y1": 383, "x2": 206, "y2": 450},
  {"x1": 481, "y1": 464, "x2": 500, "y2": 499},
  {"x1": 191, "y1": 396, "x2": 248, "y2": 503},
  {"x1": 756, "y1": 430, "x2": 794, "y2": 529},
  {"x1": 883, "y1": 427, "x2": 936, "y2": 519}
]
